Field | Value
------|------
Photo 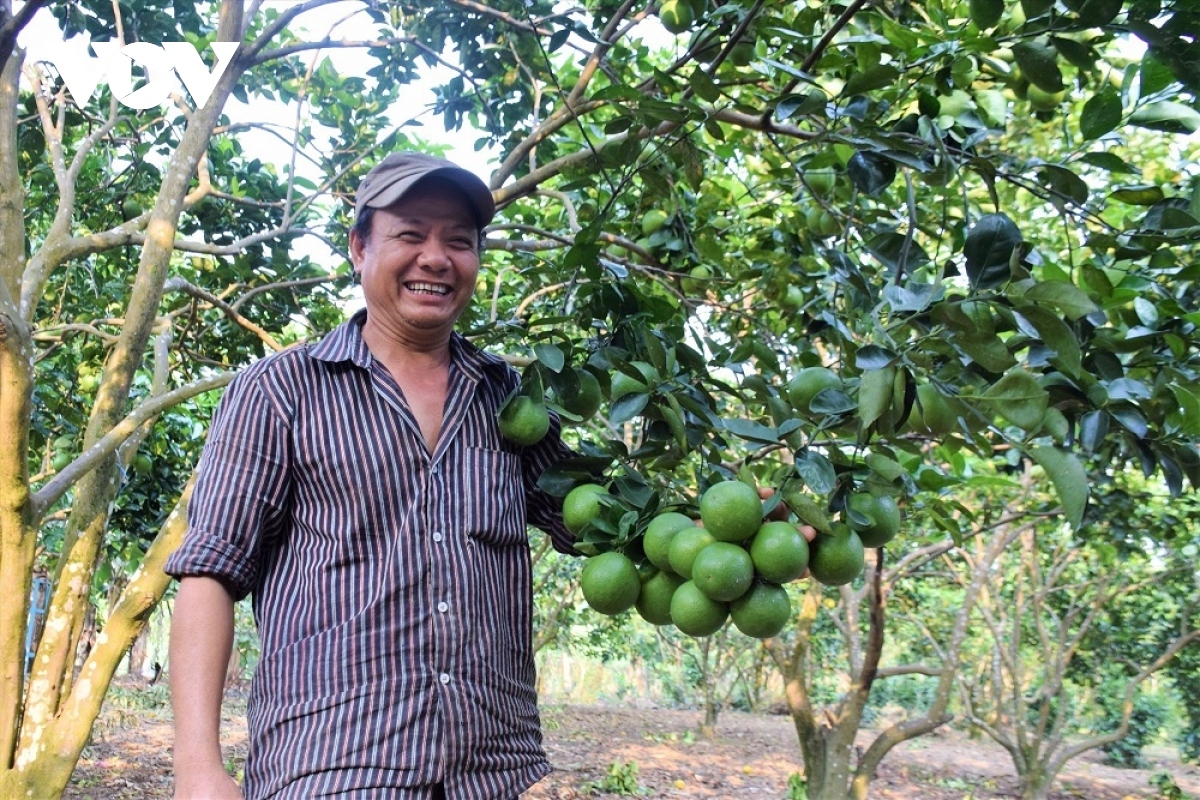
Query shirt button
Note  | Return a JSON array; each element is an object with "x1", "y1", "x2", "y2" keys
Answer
[
  {"x1": 431, "y1": 463, "x2": 441, "y2": 476},
  {"x1": 438, "y1": 601, "x2": 449, "y2": 613},
  {"x1": 439, "y1": 673, "x2": 451, "y2": 685},
  {"x1": 432, "y1": 531, "x2": 443, "y2": 543}
]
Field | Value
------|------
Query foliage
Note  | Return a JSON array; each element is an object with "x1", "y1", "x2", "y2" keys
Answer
[
  {"x1": 581, "y1": 761, "x2": 649, "y2": 796},
  {"x1": 1152, "y1": 770, "x2": 1194, "y2": 800},
  {"x1": 1098, "y1": 684, "x2": 1172, "y2": 768},
  {"x1": 787, "y1": 772, "x2": 810, "y2": 800}
]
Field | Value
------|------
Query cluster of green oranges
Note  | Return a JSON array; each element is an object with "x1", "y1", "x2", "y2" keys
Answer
[
  {"x1": 563, "y1": 481, "x2": 792, "y2": 639},
  {"x1": 565, "y1": 477, "x2": 905, "y2": 639}
]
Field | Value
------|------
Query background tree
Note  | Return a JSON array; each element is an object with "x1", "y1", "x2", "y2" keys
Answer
[{"x1": 955, "y1": 508, "x2": 1199, "y2": 800}]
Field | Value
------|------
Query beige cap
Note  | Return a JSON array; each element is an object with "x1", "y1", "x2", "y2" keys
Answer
[{"x1": 354, "y1": 152, "x2": 495, "y2": 227}]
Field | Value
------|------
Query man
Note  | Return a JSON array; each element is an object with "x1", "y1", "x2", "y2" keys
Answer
[{"x1": 167, "y1": 153, "x2": 579, "y2": 799}]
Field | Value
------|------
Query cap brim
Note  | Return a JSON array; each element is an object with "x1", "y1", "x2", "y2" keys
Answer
[{"x1": 362, "y1": 166, "x2": 495, "y2": 228}]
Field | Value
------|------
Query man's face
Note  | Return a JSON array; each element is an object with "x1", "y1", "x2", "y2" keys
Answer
[{"x1": 350, "y1": 179, "x2": 481, "y2": 342}]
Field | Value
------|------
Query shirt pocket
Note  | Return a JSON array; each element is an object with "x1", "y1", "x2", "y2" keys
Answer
[{"x1": 460, "y1": 447, "x2": 527, "y2": 547}]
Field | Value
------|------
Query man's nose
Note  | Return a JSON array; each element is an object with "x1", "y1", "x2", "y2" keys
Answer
[{"x1": 417, "y1": 238, "x2": 453, "y2": 269}]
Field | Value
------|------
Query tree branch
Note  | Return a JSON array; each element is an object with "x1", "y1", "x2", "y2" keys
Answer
[
  {"x1": 164, "y1": 277, "x2": 285, "y2": 352},
  {"x1": 32, "y1": 373, "x2": 234, "y2": 519}
]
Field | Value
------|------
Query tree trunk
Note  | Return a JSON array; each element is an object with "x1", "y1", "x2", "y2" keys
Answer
[
  {"x1": 16, "y1": 14, "x2": 249, "y2": 776},
  {"x1": 1018, "y1": 764, "x2": 1054, "y2": 800},
  {"x1": 128, "y1": 627, "x2": 150, "y2": 681},
  {"x1": 0, "y1": 478, "x2": 194, "y2": 796},
  {"x1": 224, "y1": 641, "x2": 241, "y2": 688},
  {"x1": 0, "y1": 43, "x2": 35, "y2": 774},
  {"x1": 792, "y1": 724, "x2": 857, "y2": 800}
]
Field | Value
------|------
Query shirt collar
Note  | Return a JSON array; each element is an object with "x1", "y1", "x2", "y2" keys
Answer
[{"x1": 308, "y1": 308, "x2": 509, "y2": 380}]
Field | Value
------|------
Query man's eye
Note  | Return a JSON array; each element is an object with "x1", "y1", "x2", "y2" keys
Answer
[{"x1": 397, "y1": 231, "x2": 423, "y2": 241}]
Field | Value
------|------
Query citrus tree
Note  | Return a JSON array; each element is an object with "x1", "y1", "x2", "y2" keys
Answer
[
  {"x1": 955, "y1": 495, "x2": 1199, "y2": 800},
  {"x1": 3, "y1": 0, "x2": 1200, "y2": 796}
]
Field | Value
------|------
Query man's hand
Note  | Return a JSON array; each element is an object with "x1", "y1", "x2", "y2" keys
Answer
[{"x1": 174, "y1": 767, "x2": 243, "y2": 799}]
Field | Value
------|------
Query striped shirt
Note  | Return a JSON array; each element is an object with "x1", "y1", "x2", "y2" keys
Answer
[{"x1": 165, "y1": 310, "x2": 578, "y2": 799}]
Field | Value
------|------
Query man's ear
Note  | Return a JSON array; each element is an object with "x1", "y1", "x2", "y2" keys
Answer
[{"x1": 349, "y1": 229, "x2": 365, "y2": 269}]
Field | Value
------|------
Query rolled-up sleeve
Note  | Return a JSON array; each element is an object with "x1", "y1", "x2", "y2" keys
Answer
[{"x1": 165, "y1": 372, "x2": 292, "y2": 600}]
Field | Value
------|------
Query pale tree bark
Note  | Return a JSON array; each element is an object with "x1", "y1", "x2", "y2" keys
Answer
[
  {"x1": 5, "y1": 478, "x2": 195, "y2": 793},
  {"x1": 0, "y1": 41, "x2": 34, "y2": 773}
]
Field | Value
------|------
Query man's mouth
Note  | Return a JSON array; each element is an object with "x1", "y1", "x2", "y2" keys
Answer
[{"x1": 406, "y1": 282, "x2": 451, "y2": 296}]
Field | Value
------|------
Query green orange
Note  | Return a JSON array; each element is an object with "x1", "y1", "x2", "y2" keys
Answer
[
  {"x1": 667, "y1": 526, "x2": 716, "y2": 579},
  {"x1": 731, "y1": 582, "x2": 792, "y2": 638},
  {"x1": 636, "y1": 570, "x2": 685, "y2": 626},
  {"x1": 749, "y1": 521, "x2": 809, "y2": 583},
  {"x1": 699, "y1": 480, "x2": 762, "y2": 543},
  {"x1": 808, "y1": 525, "x2": 866, "y2": 586},
  {"x1": 581, "y1": 552, "x2": 642, "y2": 615},
  {"x1": 691, "y1": 542, "x2": 755, "y2": 602},
  {"x1": 498, "y1": 395, "x2": 550, "y2": 446},
  {"x1": 787, "y1": 366, "x2": 841, "y2": 415},
  {"x1": 644, "y1": 512, "x2": 695, "y2": 572},
  {"x1": 670, "y1": 581, "x2": 729, "y2": 636},
  {"x1": 563, "y1": 483, "x2": 608, "y2": 535},
  {"x1": 846, "y1": 493, "x2": 901, "y2": 548}
]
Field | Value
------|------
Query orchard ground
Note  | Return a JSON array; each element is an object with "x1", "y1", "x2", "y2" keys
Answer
[{"x1": 66, "y1": 678, "x2": 1200, "y2": 799}]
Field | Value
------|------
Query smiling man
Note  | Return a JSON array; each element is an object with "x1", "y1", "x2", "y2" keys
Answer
[{"x1": 166, "y1": 153, "x2": 579, "y2": 800}]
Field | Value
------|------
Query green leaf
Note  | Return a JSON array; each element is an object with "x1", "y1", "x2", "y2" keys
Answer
[
  {"x1": 1129, "y1": 102, "x2": 1200, "y2": 134},
  {"x1": 534, "y1": 342, "x2": 566, "y2": 372},
  {"x1": 983, "y1": 369, "x2": 1048, "y2": 431},
  {"x1": 843, "y1": 65, "x2": 900, "y2": 96},
  {"x1": 795, "y1": 450, "x2": 837, "y2": 495},
  {"x1": 1021, "y1": 0, "x2": 1054, "y2": 17},
  {"x1": 781, "y1": 485, "x2": 833, "y2": 534},
  {"x1": 688, "y1": 69, "x2": 721, "y2": 103},
  {"x1": 957, "y1": 332, "x2": 1017, "y2": 373},
  {"x1": 1110, "y1": 185, "x2": 1166, "y2": 205},
  {"x1": 610, "y1": 392, "x2": 649, "y2": 425},
  {"x1": 1049, "y1": 36, "x2": 1097, "y2": 71},
  {"x1": 963, "y1": 213, "x2": 1022, "y2": 290},
  {"x1": 1080, "y1": 89, "x2": 1123, "y2": 139},
  {"x1": 1038, "y1": 165, "x2": 1089, "y2": 205},
  {"x1": 847, "y1": 151, "x2": 897, "y2": 196},
  {"x1": 723, "y1": 418, "x2": 782, "y2": 445},
  {"x1": 880, "y1": 18, "x2": 920, "y2": 51},
  {"x1": 858, "y1": 367, "x2": 896, "y2": 431},
  {"x1": 1139, "y1": 52, "x2": 1176, "y2": 97},
  {"x1": 1023, "y1": 280, "x2": 1099, "y2": 320},
  {"x1": 1028, "y1": 445, "x2": 1088, "y2": 529},
  {"x1": 1077, "y1": 152, "x2": 1139, "y2": 174},
  {"x1": 865, "y1": 452, "x2": 907, "y2": 481},
  {"x1": 775, "y1": 91, "x2": 826, "y2": 120},
  {"x1": 975, "y1": 89, "x2": 1008, "y2": 126},
  {"x1": 969, "y1": 0, "x2": 1004, "y2": 28},
  {"x1": 1169, "y1": 386, "x2": 1200, "y2": 436},
  {"x1": 1014, "y1": 304, "x2": 1082, "y2": 376},
  {"x1": 1013, "y1": 40, "x2": 1064, "y2": 93},
  {"x1": 1079, "y1": 410, "x2": 1109, "y2": 454},
  {"x1": 1075, "y1": 0, "x2": 1123, "y2": 26},
  {"x1": 856, "y1": 344, "x2": 899, "y2": 370}
]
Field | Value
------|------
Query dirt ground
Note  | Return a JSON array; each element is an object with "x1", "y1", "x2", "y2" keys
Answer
[{"x1": 66, "y1": 680, "x2": 1200, "y2": 799}]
